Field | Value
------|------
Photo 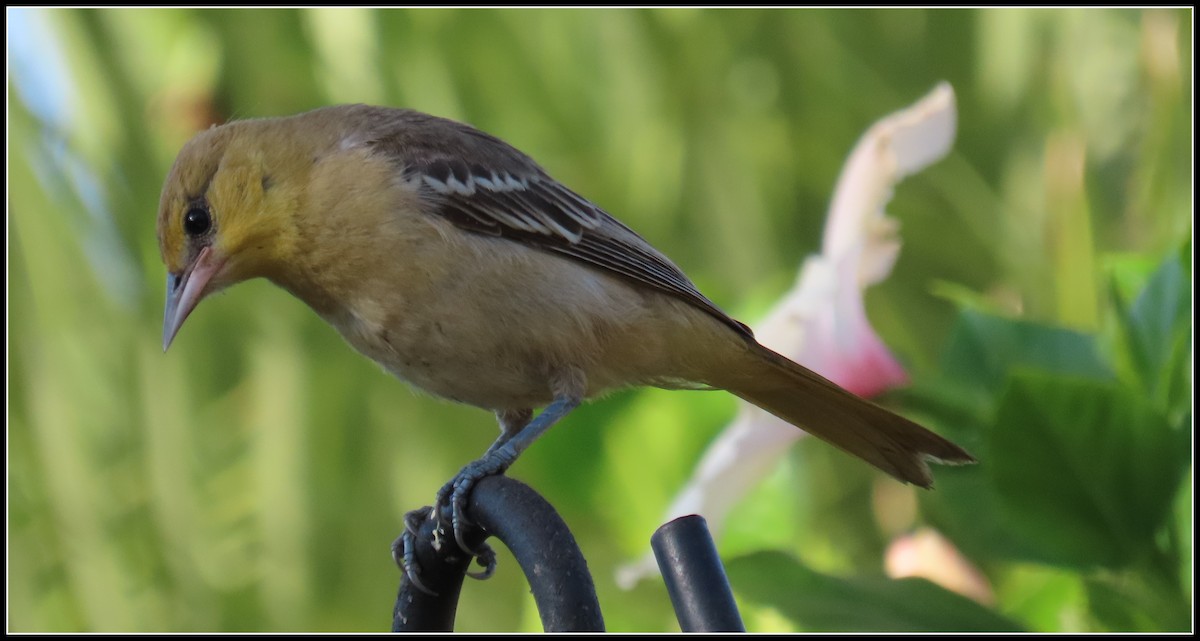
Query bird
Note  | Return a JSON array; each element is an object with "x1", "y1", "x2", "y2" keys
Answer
[{"x1": 158, "y1": 104, "x2": 975, "y2": 585}]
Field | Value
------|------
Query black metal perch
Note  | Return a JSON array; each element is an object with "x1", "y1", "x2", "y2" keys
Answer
[
  {"x1": 392, "y1": 475, "x2": 743, "y2": 633},
  {"x1": 652, "y1": 514, "x2": 746, "y2": 632},
  {"x1": 392, "y1": 475, "x2": 605, "y2": 632}
]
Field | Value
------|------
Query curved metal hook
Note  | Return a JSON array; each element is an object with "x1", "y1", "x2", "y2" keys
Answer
[{"x1": 392, "y1": 475, "x2": 605, "y2": 632}]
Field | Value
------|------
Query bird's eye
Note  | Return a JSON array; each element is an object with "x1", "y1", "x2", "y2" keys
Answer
[{"x1": 183, "y1": 206, "x2": 211, "y2": 237}]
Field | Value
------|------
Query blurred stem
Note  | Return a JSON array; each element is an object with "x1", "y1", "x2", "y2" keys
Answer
[
  {"x1": 1153, "y1": 510, "x2": 1184, "y2": 594},
  {"x1": 1044, "y1": 132, "x2": 1098, "y2": 330},
  {"x1": 74, "y1": 9, "x2": 161, "y2": 256},
  {"x1": 1123, "y1": 513, "x2": 1190, "y2": 630}
]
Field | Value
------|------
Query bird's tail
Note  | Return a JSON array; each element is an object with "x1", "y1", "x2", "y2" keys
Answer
[{"x1": 712, "y1": 341, "x2": 975, "y2": 487}]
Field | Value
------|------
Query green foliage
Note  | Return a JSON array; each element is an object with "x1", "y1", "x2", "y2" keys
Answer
[
  {"x1": 7, "y1": 7, "x2": 1191, "y2": 633},
  {"x1": 991, "y1": 373, "x2": 1185, "y2": 568},
  {"x1": 727, "y1": 551, "x2": 1024, "y2": 632},
  {"x1": 1108, "y1": 243, "x2": 1193, "y2": 421},
  {"x1": 916, "y1": 248, "x2": 1191, "y2": 631},
  {"x1": 740, "y1": 247, "x2": 1191, "y2": 632}
]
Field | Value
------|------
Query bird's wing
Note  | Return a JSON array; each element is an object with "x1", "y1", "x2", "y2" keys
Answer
[{"x1": 368, "y1": 111, "x2": 753, "y2": 339}]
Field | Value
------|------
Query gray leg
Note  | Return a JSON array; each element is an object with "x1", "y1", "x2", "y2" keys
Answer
[
  {"x1": 401, "y1": 370, "x2": 586, "y2": 586},
  {"x1": 484, "y1": 408, "x2": 533, "y2": 456},
  {"x1": 395, "y1": 407, "x2": 533, "y2": 592},
  {"x1": 437, "y1": 394, "x2": 582, "y2": 556}
]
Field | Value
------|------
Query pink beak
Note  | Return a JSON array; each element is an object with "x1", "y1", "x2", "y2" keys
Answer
[{"x1": 162, "y1": 246, "x2": 224, "y2": 351}]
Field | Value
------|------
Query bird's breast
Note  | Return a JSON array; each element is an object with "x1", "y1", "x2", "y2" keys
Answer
[
  {"x1": 325, "y1": 290, "x2": 560, "y2": 410},
  {"x1": 289, "y1": 214, "x2": 738, "y2": 412}
]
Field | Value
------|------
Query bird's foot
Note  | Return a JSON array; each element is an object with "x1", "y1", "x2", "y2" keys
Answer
[
  {"x1": 433, "y1": 451, "x2": 513, "y2": 574},
  {"x1": 393, "y1": 455, "x2": 508, "y2": 592},
  {"x1": 393, "y1": 507, "x2": 439, "y2": 596},
  {"x1": 392, "y1": 504, "x2": 498, "y2": 596}
]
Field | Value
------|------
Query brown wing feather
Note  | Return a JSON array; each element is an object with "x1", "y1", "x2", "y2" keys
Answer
[{"x1": 366, "y1": 109, "x2": 753, "y2": 339}]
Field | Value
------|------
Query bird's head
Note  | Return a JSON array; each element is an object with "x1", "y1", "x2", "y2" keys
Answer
[{"x1": 157, "y1": 117, "x2": 310, "y2": 350}]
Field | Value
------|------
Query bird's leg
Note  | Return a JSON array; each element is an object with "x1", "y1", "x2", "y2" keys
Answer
[
  {"x1": 484, "y1": 408, "x2": 534, "y2": 456},
  {"x1": 400, "y1": 372, "x2": 583, "y2": 585},
  {"x1": 442, "y1": 409, "x2": 532, "y2": 526},
  {"x1": 436, "y1": 394, "x2": 581, "y2": 561},
  {"x1": 396, "y1": 408, "x2": 535, "y2": 589}
]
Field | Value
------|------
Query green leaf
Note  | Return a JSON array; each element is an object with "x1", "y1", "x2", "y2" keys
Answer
[
  {"x1": 727, "y1": 551, "x2": 1023, "y2": 632},
  {"x1": 993, "y1": 565, "x2": 1087, "y2": 632},
  {"x1": 990, "y1": 373, "x2": 1188, "y2": 568},
  {"x1": 918, "y1": 465, "x2": 1044, "y2": 564},
  {"x1": 1102, "y1": 252, "x2": 1159, "y2": 305},
  {"x1": 907, "y1": 309, "x2": 1113, "y2": 448},
  {"x1": 1173, "y1": 469, "x2": 1193, "y2": 596},
  {"x1": 907, "y1": 310, "x2": 1116, "y2": 565},
  {"x1": 907, "y1": 314, "x2": 1113, "y2": 566},
  {"x1": 939, "y1": 310, "x2": 1113, "y2": 399},
  {"x1": 1085, "y1": 573, "x2": 1191, "y2": 632},
  {"x1": 1108, "y1": 244, "x2": 1192, "y2": 419}
]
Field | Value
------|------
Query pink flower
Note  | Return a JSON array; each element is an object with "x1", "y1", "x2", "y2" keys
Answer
[
  {"x1": 885, "y1": 528, "x2": 994, "y2": 605},
  {"x1": 618, "y1": 83, "x2": 958, "y2": 589}
]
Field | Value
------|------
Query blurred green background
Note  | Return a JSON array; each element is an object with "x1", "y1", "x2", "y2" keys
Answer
[{"x1": 7, "y1": 7, "x2": 1192, "y2": 633}]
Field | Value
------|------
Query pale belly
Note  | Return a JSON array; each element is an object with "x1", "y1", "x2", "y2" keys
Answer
[
  {"x1": 294, "y1": 228, "x2": 743, "y2": 412},
  {"x1": 332, "y1": 300, "x2": 564, "y2": 409}
]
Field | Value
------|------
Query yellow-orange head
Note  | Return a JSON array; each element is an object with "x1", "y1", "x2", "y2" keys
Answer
[{"x1": 157, "y1": 115, "x2": 318, "y2": 350}]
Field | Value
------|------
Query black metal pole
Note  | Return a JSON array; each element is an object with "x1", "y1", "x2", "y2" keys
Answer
[
  {"x1": 393, "y1": 474, "x2": 605, "y2": 632},
  {"x1": 652, "y1": 514, "x2": 745, "y2": 632}
]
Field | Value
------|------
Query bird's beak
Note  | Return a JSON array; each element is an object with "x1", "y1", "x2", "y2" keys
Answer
[{"x1": 163, "y1": 245, "x2": 225, "y2": 351}]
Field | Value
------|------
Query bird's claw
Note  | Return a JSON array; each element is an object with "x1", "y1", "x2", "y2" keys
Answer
[
  {"x1": 435, "y1": 476, "x2": 479, "y2": 558},
  {"x1": 467, "y1": 542, "x2": 497, "y2": 580},
  {"x1": 395, "y1": 462, "x2": 504, "y2": 593},
  {"x1": 394, "y1": 507, "x2": 439, "y2": 596},
  {"x1": 439, "y1": 483, "x2": 497, "y2": 581},
  {"x1": 437, "y1": 454, "x2": 508, "y2": 555}
]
